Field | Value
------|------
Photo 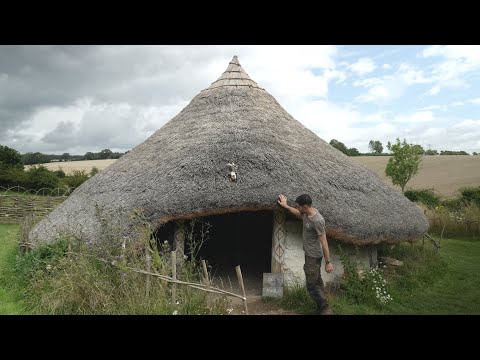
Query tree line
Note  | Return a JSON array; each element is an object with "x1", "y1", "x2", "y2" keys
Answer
[
  {"x1": 21, "y1": 149, "x2": 128, "y2": 165},
  {"x1": 329, "y1": 139, "x2": 476, "y2": 157}
]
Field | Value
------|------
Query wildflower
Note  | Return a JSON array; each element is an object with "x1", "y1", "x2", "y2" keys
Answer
[
  {"x1": 172, "y1": 310, "x2": 178, "y2": 315},
  {"x1": 46, "y1": 264, "x2": 52, "y2": 270}
]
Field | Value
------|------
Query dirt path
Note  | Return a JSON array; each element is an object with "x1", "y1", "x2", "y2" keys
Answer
[{"x1": 228, "y1": 295, "x2": 297, "y2": 315}]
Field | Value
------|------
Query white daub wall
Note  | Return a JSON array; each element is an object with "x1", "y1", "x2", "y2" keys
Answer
[{"x1": 281, "y1": 220, "x2": 378, "y2": 286}]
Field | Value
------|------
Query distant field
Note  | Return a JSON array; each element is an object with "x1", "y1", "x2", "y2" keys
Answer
[
  {"x1": 32, "y1": 156, "x2": 480, "y2": 198},
  {"x1": 352, "y1": 155, "x2": 480, "y2": 198},
  {"x1": 28, "y1": 159, "x2": 117, "y2": 175}
]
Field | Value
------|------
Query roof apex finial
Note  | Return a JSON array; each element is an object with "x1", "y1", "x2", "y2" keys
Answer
[{"x1": 204, "y1": 55, "x2": 263, "y2": 91}]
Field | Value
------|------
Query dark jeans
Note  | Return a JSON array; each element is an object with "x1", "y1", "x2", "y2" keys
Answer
[{"x1": 304, "y1": 255, "x2": 328, "y2": 310}]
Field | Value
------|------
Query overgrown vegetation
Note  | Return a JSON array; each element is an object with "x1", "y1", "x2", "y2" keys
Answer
[
  {"x1": 405, "y1": 186, "x2": 480, "y2": 238},
  {"x1": 273, "y1": 238, "x2": 478, "y2": 315},
  {"x1": 336, "y1": 245, "x2": 393, "y2": 309},
  {"x1": 0, "y1": 165, "x2": 95, "y2": 191},
  {"x1": 6, "y1": 209, "x2": 230, "y2": 314},
  {"x1": 404, "y1": 188, "x2": 441, "y2": 208}
]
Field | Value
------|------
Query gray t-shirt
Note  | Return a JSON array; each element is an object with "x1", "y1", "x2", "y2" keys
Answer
[{"x1": 302, "y1": 210, "x2": 325, "y2": 258}]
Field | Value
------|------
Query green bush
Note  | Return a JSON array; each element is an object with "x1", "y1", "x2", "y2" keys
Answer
[
  {"x1": 0, "y1": 167, "x2": 28, "y2": 188},
  {"x1": 460, "y1": 186, "x2": 480, "y2": 207},
  {"x1": 24, "y1": 166, "x2": 59, "y2": 190},
  {"x1": 63, "y1": 170, "x2": 89, "y2": 188},
  {"x1": 54, "y1": 169, "x2": 66, "y2": 178},
  {"x1": 404, "y1": 188, "x2": 440, "y2": 208}
]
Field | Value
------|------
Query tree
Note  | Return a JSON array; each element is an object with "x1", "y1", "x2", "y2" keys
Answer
[
  {"x1": 385, "y1": 138, "x2": 423, "y2": 194},
  {"x1": 425, "y1": 149, "x2": 438, "y2": 155},
  {"x1": 0, "y1": 145, "x2": 23, "y2": 169},
  {"x1": 329, "y1": 139, "x2": 349, "y2": 156},
  {"x1": 411, "y1": 144, "x2": 425, "y2": 155},
  {"x1": 84, "y1": 152, "x2": 96, "y2": 160},
  {"x1": 61, "y1": 153, "x2": 71, "y2": 161},
  {"x1": 21, "y1": 152, "x2": 50, "y2": 165},
  {"x1": 99, "y1": 149, "x2": 113, "y2": 159},
  {"x1": 473, "y1": 152, "x2": 478, "y2": 156},
  {"x1": 368, "y1": 140, "x2": 383, "y2": 154},
  {"x1": 347, "y1": 147, "x2": 360, "y2": 156}
]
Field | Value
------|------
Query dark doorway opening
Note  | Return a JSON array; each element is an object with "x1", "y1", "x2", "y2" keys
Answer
[{"x1": 185, "y1": 210, "x2": 273, "y2": 295}]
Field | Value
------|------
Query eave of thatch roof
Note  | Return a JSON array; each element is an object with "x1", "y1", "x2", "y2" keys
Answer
[{"x1": 29, "y1": 56, "x2": 429, "y2": 247}]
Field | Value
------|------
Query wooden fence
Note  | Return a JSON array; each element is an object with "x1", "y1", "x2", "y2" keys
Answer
[{"x1": 0, "y1": 186, "x2": 72, "y2": 224}]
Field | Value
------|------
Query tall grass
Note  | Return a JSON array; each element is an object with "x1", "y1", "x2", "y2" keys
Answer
[
  {"x1": 12, "y1": 208, "x2": 230, "y2": 314},
  {"x1": 406, "y1": 187, "x2": 480, "y2": 238},
  {"x1": 423, "y1": 203, "x2": 480, "y2": 238}
]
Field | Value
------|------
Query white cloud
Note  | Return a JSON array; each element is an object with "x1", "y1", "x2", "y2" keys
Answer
[
  {"x1": 405, "y1": 111, "x2": 435, "y2": 123},
  {"x1": 349, "y1": 57, "x2": 377, "y2": 75},
  {"x1": 382, "y1": 64, "x2": 391, "y2": 70},
  {"x1": 243, "y1": 45, "x2": 340, "y2": 99},
  {"x1": 422, "y1": 45, "x2": 480, "y2": 96},
  {"x1": 354, "y1": 63, "x2": 431, "y2": 104},
  {"x1": 470, "y1": 97, "x2": 480, "y2": 104}
]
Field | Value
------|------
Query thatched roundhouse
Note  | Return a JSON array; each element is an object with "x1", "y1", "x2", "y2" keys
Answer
[{"x1": 30, "y1": 56, "x2": 428, "y2": 286}]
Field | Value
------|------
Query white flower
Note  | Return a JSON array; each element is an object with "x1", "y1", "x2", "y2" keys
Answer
[
  {"x1": 227, "y1": 308, "x2": 233, "y2": 314},
  {"x1": 46, "y1": 264, "x2": 52, "y2": 270},
  {"x1": 172, "y1": 310, "x2": 178, "y2": 315}
]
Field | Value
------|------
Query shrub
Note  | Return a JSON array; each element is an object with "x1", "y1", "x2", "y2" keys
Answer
[
  {"x1": 54, "y1": 168, "x2": 66, "y2": 178},
  {"x1": 404, "y1": 188, "x2": 440, "y2": 208},
  {"x1": 338, "y1": 245, "x2": 392, "y2": 308},
  {"x1": 63, "y1": 170, "x2": 89, "y2": 188},
  {"x1": 459, "y1": 186, "x2": 480, "y2": 207},
  {"x1": 24, "y1": 166, "x2": 60, "y2": 190}
]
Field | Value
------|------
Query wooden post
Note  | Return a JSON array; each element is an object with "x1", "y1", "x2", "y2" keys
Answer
[
  {"x1": 235, "y1": 265, "x2": 248, "y2": 315},
  {"x1": 271, "y1": 210, "x2": 286, "y2": 273},
  {"x1": 171, "y1": 251, "x2": 177, "y2": 305},
  {"x1": 145, "y1": 252, "x2": 151, "y2": 298},
  {"x1": 201, "y1": 260, "x2": 210, "y2": 288},
  {"x1": 174, "y1": 219, "x2": 185, "y2": 261}
]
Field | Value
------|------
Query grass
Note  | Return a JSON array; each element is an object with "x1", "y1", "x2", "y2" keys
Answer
[
  {"x1": 0, "y1": 224, "x2": 29, "y2": 314},
  {"x1": 275, "y1": 236, "x2": 480, "y2": 315},
  {"x1": 0, "y1": 212, "x2": 231, "y2": 315},
  {"x1": 2, "y1": 220, "x2": 479, "y2": 315}
]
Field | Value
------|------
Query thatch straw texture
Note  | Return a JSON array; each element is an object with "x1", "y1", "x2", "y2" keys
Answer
[{"x1": 30, "y1": 56, "x2": 428, "y2": 246}]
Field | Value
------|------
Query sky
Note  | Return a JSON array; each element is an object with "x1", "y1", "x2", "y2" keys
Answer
[{"x1": 1, "y1": 45, "x2": 479, "y2": 155}]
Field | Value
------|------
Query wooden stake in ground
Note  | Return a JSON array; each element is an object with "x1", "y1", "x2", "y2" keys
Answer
[
  {"x1": 201, "y1": 260, "x2": 210, "y2": 288},
  {"x1": 145, "y1": 252, "x2": 151, "y2": 298},
  {"x1": 235, "y1": 265, "x2": 248, "y2": 315},
  {"x1": 171, "y1": 251, "x2": 177, "y2": 305}
]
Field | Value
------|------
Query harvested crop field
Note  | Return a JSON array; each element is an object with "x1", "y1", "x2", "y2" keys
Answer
[
  {"x1": 28, "y1": 159, "x2": 117, "y2": 175},
  {"x1": 352, "y1": 155, "x2": 480, "y2": 198}
]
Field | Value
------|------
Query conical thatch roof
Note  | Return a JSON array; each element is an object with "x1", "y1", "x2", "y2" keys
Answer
[{"x1": 30, "y1": 56, "x2": 428, "y2": 246}]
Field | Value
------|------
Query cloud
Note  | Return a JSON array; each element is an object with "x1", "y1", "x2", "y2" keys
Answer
[
  {"x1": 2, "y1": 45, "x2": 480, "y2": 156},
  {"x1": 1, "y1": 45, "x2": 341, "y2": 154},
  {"x1": 354, "y1": 62, "x2": 431, "y2": 104},
  {"x1": 349, "y1": 57, "x2": 377, "y2": 75},
  {"x1": 422, "y1": 45, "x2": 480, "y2": 96}
]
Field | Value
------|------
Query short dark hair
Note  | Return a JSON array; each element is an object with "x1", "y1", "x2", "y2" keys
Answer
[{"x1": 295, "y1": 194, "x2": 312, "y2": 206}]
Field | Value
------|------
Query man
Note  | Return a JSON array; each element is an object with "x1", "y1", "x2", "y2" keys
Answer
[{"x1": 277, "y1": 193, "x2": 334, "y2": 315}]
